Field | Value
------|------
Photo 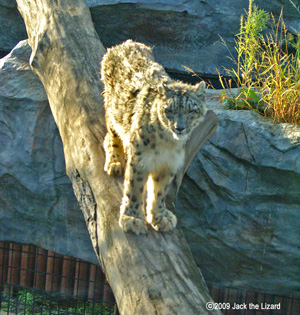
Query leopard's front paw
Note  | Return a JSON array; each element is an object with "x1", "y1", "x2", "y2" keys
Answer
[
  {"x1": 147, "y1": 209, "x2": 177, "y2": 232},
  {"x1": 119, "y1": 214, "x2": 147, "y2": 235},
  {"x1": 104, "y1": 160, "x2": 125, "y2": 176}
]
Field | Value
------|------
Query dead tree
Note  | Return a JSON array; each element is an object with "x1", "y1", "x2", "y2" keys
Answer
[{"x1": 16, "y1": 0, "x2": 220, "y2": 314}]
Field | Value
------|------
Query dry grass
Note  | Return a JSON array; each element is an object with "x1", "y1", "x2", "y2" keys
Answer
[{"x1": 219, "y1": 0, "x2": 300, "y2": 125}]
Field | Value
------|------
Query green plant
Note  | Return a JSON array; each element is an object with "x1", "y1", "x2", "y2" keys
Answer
[
  {"x1": 222, "y1": 87, "x2": 261, "y2": 110},
  {"x1": 220, "y1": 0, "x2": 300, "y2": 125},
  {"x1": 0, "y1": 288, "x2": 114, "y2": 315},
  {"x1": 236, "y1": 0, "x2": 270, "y2": 85}
]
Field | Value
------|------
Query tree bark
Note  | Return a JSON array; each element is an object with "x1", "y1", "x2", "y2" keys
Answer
[{"x1": 16, "y1": 0, "x2": 220, "y2": 314}]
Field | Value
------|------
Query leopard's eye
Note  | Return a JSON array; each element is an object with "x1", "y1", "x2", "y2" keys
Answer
[{"x1": 188, "y1": 109, "x2": 196, "y2": 114}]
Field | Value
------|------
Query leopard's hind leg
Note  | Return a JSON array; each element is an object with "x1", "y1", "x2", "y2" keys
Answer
[{"x1": 104, "y1": 122, "x2": 126, "y2": 176}]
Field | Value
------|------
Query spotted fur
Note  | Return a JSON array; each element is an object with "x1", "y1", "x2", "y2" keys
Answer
[{"x1": 101, "y1": 40, "x2": 207, "y2": 234}]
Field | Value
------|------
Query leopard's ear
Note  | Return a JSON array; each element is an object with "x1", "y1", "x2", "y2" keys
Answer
[
  {"x1": 158, "y1": 82, "x2": 171, "y2": 96},
  {"x1": 158, "y1": 83, "x2": 166, "y2": 95},
  {"x1": 194, "y1": 81, "x2": 206, "y2": 97}
]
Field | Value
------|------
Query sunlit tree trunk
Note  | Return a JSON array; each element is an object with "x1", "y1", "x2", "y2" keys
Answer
[{"x1": 16, "y1": 0, "x2": 220, "y2": 313}]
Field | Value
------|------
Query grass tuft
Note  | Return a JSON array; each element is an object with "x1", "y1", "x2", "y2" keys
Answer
[{"x1": 219, "y1": 0, "x2": 300, "y2": 125}]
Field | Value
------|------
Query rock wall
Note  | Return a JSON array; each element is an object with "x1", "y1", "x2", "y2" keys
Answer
[
  {"x1": 177, "y1": 92, "x2": 300, "y2": 295},
  {"x1": 1, "y1": 0, "x2": 299, "y2": 73},
  {"x1": 1, "y1": 41, "x2": 299, "y2": 295},
  {"x1": 0, "y1": 40, "x2": 97, "y2": 264}
]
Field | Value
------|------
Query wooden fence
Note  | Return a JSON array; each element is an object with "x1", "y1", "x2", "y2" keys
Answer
[
  {"x1": 1, "y1": 241, "x2": 299, "y2": 314},
  {"x1": 0, "y1": 242, "x2": 114, "y2": 304},
  {"x1": 207, "y1": 284, "x2": 299, "y2": 315}
]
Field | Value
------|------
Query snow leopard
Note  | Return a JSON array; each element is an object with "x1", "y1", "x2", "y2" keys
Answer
[{"x1": 101, "y1": 40, "x2": 207, "y2": 234}]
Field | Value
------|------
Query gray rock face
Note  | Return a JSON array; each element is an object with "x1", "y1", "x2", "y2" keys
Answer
[
  {"x1": 0, "y1": 40, "x2": 97, "y2": 264},
  {"x1": 0, "y1": 1, "x2": 26, "y2": 54},
  {"x1": 177, "y1": 92, "x2": 300, "y2": 295},
  {"x1": 1, "y1": 0, "x2": 299, "y2": 73},
  {"x1": 89, "y1": 0, "x2": 300, "y2": 75}
]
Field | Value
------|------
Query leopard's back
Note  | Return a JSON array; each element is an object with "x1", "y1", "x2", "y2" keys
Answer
[
  {"x1": 101, "y1": 40, "x2": 154, "y2": 94},
  {"x1": 101, "y1": 40, "x2": 170, "y2": 141}
]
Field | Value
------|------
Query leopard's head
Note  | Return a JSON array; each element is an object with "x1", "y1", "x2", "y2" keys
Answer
[{"x1": 157, "y1": 81, "x2": 207, "y2": 140}]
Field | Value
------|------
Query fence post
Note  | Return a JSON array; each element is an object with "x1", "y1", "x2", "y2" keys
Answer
[
  {"x1": 20, "y1": 244, "x2": 36, "y2": 287},
  {"x1": 88, "y1": 264, "x2": 105, "y2": 302},
  {"x1": 74, "y1": 259, "x2": 89, "y2": 299},
  {"x1": 0, "y1": 242, "x2": 9, "y2": 290},
  {"x1": 34, "y1": 247, "x2": 47, "y2": 290},
  {"x1": 60, "y1": 255, "x2": 76, "y2": 295},
  {"x1": 7, "y1": 243, "x2": 22, "y2": 286},
  {"x1": 45, "y1": 251, "x2": 63, "y2": 292}
]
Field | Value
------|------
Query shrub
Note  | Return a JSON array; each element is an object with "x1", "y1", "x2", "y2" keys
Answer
[{"x1": 219, "y1": 0, "x2": 300, "y2": 125}]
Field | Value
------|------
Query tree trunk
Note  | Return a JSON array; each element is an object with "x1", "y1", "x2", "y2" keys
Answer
[{"x1": 16, "y1": 0, "x2": 220, "y2": 314}]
